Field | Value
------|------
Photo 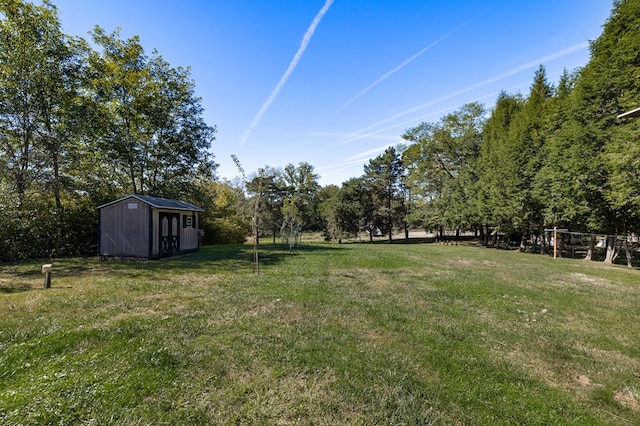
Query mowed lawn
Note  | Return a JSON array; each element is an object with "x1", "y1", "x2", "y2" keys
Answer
[{"x1": 1, "y1": 242, "x2": 640, "y2": 425}]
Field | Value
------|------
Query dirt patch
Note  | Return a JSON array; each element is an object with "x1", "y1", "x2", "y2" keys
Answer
[
  {"x1": 576, "y1": 375, "x2": 592, "y2": 386},
  {"x1": 614, "y1": 389, "x2": 640, "y2": 411}
]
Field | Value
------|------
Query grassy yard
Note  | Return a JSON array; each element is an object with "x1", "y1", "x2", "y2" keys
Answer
[{"x1": 1, "y1": 242, "x2": 640, "y2": 425}]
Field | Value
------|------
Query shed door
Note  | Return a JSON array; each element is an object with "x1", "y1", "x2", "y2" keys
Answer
[{"x1": 159, "y1": 212, "x2": 180, "y2": 256}]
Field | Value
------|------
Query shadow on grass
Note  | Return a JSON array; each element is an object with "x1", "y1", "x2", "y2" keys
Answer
[
  {"x1": 73, "y1": 243, "x2": 343, "y2": 277},
  {"x1": 0, "y1": 283, "x2": 32, "y2": 294},
  {"x1": 170, "y1": 242, "x2": 342, "y2": 271},
  {"x1": 0, "y1": 243, "x2": 346, "y2": 285},
  {"x1": 341, "y1": 237, "x2": 436, "y2": 245}
]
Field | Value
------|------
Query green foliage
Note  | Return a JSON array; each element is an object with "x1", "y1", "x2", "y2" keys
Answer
[
  {"x1": 282, "y1": 162, "x2": 321, "y2": 230},
  {"x1": 403, "y1": 103, "x2": 485, "y2": 234},
  {"x1": 321, "y1": 177, "x2": 376, "y2": 241},
  {"x1": 317, "y1": 184, "x2": 342, "y2": 241},
  {"x1": 533, "y1": 70, "x2": 594, "y2": 229},
  {"x1": 395, "y1": 0, "x2": 640, "y2": 244},
  {"x1": 88, "y1": 27, "x2": 217, "y2": 197},
  {"x1": 0, "y1": 0, "x2": 217, "y2": 260},
  {"x1": 0, "y1": 0, "x2": 86, "y2": 205},
  {"x1": 0, "y1": 192, "x2": 97, "y2": 261},
  {"x1": 246, "y1": 166, "x2": 286, "y2": 241},
  {"x1": 195, "y1": 180, "x2": 248, "y2": 245},
  {"x1": 363, "y1": 146, "x2": 406, "y2": 242}
]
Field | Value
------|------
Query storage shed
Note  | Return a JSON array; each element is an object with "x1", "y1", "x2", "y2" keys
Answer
[{"x1": 98, "y1": 195, "x2": 204, "y2": 259}]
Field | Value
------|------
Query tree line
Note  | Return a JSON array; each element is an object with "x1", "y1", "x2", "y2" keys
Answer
[
  {"x1": 2, "y1": 0, "x2": 639, "y2": 264},
  {"x1": 319, "y1": 0, "x2": 640, "y2": 264}
]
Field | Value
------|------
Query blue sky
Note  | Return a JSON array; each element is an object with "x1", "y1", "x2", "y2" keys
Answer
[{"x1": 51, "y1": 0, "x2": 613, "y2": 186}]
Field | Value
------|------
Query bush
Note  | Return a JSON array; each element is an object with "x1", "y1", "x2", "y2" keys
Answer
[
  {"x1": 0, "y1": 195, "x2": 98, "y2": 262},
  {"x1": 202, "y1": 217, "x2": 248, "y2": 245}
]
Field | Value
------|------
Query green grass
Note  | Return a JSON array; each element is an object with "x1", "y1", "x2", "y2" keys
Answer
[{"x1": 1, "y1": 242, "x2": 640, "y2": 424}]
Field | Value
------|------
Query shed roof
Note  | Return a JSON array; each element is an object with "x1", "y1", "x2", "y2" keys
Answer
[{"x1": 98, "y1": 195, "x2": 204, "y2": 212}]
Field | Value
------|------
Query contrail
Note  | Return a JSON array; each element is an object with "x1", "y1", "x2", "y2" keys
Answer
[
  {"x1": 308, "y1": 131, "x2": 398, "y2": 141},
  {"x1": 331, "y1": 104, "x2": 458, "y2": 147},
  {"x1": 317, "y1": 141, "x2": 402, "y2": 177},
  {"x1": 239, "y1": 0, "x2": 335, "y2": 147},
  {"x1": 334, "y1": 41, "x2": 589, "y2": 146},
  {"x1": 348, "y1": 143, "x2": 400, "y2": 160},
  {"x1": 334, "y1": 18, "x2": 475, "y2": 114}
]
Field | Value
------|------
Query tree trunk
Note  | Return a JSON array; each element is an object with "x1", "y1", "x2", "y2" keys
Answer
[
  {"x1": 52, "y1": 148, "x2": 61, "y2": 208},
  {"x1": 558, "y1": 235, "x2": 565, "y2": 258},
  {"x1": 603, "y1": 236, "x2": 617, "y2": 264},
  {"x1": 625, "y1": 239, "x2": 633, "y2": 268},
  {"x1": 531, "y1": 232, "x2": 538, "y2": 253},
  {"x1": 540, "y1": 231, "x2": 548, "y2": 255},
  {"x1": 17, "y1": 128, "x2": 31, "y2": 207},
  {"x1": 584, "y1": 235, "x2": 596, "y2": 261}
]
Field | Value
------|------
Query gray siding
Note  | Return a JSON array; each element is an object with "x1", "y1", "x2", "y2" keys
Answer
[
  {"x1": 99, "y1": 195, "x2": 202, "y2": 259},
  {"x1": 99, "y1": 199, "x2": 150, "y2": 257},
  {"x1": 181, "y1": 211, "x2": 200, "y2": 251}
]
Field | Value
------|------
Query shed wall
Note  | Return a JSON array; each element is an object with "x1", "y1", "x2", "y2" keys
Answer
[
  {"x1": 99, "y1": 199, "x2": 150, "y2": 257},
  {"x1": 151, "y1": 210, "x2": 200, "y2": 257}
]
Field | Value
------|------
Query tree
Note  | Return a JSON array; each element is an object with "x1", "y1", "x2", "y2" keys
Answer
[
  {"x1": 88, "y1": 27, "x2": 216, "y2": 197},
  {"x1": 193, "y1": 179, "x2": 249, "y2": 245},
  {"x1": 475, "y1": 92, "x2": 524, "y2": 244},
  {"x1": 280, "y1": 194, "x2": 302, "y2": 251},
  {"x1": 553, "y1": 0, "x2": 640, "y2": 262},
  {"x1": 317, "y1": 184, "x2": 342, "y2": 241},
  {"x1": 594, "y1": 1, "x2": 640, "y2": 220},
  {"x1": 363, "y1": 147, "x2": 405, "y2": 242},
  {"x1": 0, "y1": 0, "x2": 85, "y2": 206},
  {"x1": 246, "y1": 166, "x2": 285, "y2": 243},
  {"x1": 533, "y1": 70, "x2": 593, "y2": 231},
  {"x1": 403, "y1": 103, "x2": 485, "y2": 240},
  {"x1": 339, "y1": 177, "x2": 377, "y2": 242},
  {"x1": 282, "y1": 162, "x2": 321, "y2": 230},
  {"x1": 506, "y1": 65, "x2": 554, "y2": 249}
]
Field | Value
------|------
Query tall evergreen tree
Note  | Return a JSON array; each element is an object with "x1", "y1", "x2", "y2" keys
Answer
[
  {"x1": 534, "y1": 69, "x2": 593, "y2": 231},
  {"x1": 509, "y1": 65, "x2": 554, "y2": 246},
  {"x1": 476, "y1": 92, "x2": 524, "y2": 241},
  {"x1": 595, "y1": 0, "x2": 640, "y2": 231},
  {"x1": 364, "y1": 146, "x2": 405, "y2": 242}
]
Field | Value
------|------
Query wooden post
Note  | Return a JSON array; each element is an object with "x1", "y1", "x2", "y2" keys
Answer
[
  {"x1": 42, "y1": 264, "x2": 52, "y2": 288},
  {"x1": 553, "y1": 227, "x2": 558, "y2": 260}
]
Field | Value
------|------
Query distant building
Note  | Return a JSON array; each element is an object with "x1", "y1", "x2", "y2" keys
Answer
[{"x1": 98, "y1": 195, "x2": 203, "y2": 259}]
